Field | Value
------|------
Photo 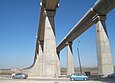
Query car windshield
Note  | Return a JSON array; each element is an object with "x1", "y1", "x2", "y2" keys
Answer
[
  {"x1": 16, "y1": 73, "x2": 23, "y2": 75},
  {"x1": 72, "y1": 74, "x2": 84, "y2": 76}
]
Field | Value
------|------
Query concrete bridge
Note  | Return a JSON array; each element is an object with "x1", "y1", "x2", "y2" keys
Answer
[{"x1": 26, "y1": 0, "x2": 115, "y2": 77}]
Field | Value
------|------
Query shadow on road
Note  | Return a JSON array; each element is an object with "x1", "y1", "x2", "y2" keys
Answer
[{"x1": 89, "y1": 75, "x2": 115, "y2": 83}]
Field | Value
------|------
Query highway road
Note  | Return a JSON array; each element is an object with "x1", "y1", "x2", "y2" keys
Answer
[{"x1": 0, "y1": 77, "x2": 115, "y2": 83}]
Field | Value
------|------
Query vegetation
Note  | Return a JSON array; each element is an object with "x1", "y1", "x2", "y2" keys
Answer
[
  {"x1": 61, "y1": 66, "x2": 115, "y2": 75},
  {"x1": 61, "y1": 67, "x2": 98, "y2": 75},
  {"x1": 0, "y1": 66, "x2": 114, "y2": 75},
  {"x1": 0, "y1": 70, "x2": 14, "y2": 75}
]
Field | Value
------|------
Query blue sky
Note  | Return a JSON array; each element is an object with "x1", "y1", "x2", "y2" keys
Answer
[{"x1": 0, "y1": 0, "x2": 115, "y2": 69}]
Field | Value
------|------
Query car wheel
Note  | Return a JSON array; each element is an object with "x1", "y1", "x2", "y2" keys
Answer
[
  {"x1": 71, "y1": 78, "x2": 74, "y2": 81},
  {"x1": 84, "y1": 78, "x2": 87, "y2": 81},
  {"x1": 12, "y1": 76, "x2": 15, "y2": 79},
  {"x1": 20, "y1": 76, "x2": 23, "y2": 79},
  {"x1": 24, "y1": 77, "x2": 27, "y2": 79},
  {"x1": 108, "y1": 75, "x2": 111, "y2": 78}
]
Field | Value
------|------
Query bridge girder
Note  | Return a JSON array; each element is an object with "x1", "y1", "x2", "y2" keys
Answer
[
  {"x1": 57, "y1": 0, "x2": 115, "y2": 52},
  {"x1": 42, "y1": 0, "x2": 59, "y2": 10}
]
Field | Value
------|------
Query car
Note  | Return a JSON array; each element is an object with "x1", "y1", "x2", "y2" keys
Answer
[
  {"x1": 108, "y1": 73, "x2": 115, "y2": 78},
  {"x1": 70, "y1": 73, "x2": 88, "y2": 81},
  {"x1": 12, "y1": 73, "x2": 28, "y2": 79}
]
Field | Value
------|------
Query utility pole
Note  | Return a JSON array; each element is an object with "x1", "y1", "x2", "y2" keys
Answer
[{"x1": 77, "y1": 41, "x2": 82, "y2": 74}]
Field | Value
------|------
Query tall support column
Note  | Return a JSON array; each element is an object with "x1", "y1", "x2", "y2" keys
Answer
[
  {"x1": 66, "y1": 41, "x2": 74, "y2": 75},
  {"x1": 43, "y1": 10, "x2": 60, "y2": 77},
  {"x1": 95, "y1": 15, "x2": 113, "y2": 76}
]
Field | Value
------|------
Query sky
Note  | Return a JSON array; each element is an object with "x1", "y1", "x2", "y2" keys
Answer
[{"x1": 0, "y1": 0, "x2": 115, "y2": 69}]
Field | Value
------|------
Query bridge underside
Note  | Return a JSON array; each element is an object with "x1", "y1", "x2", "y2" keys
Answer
[{"x1": 24, "y1": 0, "x2": 115, "y2": 77}]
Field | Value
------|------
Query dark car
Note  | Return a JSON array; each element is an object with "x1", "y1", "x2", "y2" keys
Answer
[
  {"x1": 70, "y1": 73, "x2": 88, "y2": 81},
  {"x1": 108, "y1": 73, "x2": 115, "y2": 78},
  {"x1": 12, "y1": 73, "x2": 28, "y2": 79}
]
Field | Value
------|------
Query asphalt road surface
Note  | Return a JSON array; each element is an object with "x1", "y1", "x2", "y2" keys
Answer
[{"x1": 0, "y1": 77, "x2": 115, "y2": 83}]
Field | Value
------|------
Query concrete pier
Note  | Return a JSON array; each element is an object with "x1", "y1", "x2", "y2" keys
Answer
[
  {"x1": 26, "y1": 0, "x2": 60, "y2": 78},
  {"x1": 42, "y1": 10, "x2": 60, "y2": 77},
  {"x1": 96, "y1": 15, "x2": 113, "y2": 76},
  {"x1": 66, "y1": 41, "x2": 74, "y2": 75}
]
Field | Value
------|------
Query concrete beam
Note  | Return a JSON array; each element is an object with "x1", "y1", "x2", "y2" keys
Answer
[
  {"x1": 37, "y1": 6, "x2": 45, "y2": 41},
  {"x1": 57, "y1": 8, "x2": 96, "y2": 52},
  {"x1": 42, "y1": 0, "x2": 59, "y2": 10},
  {"x1": 93, "y1": 0, "x2": 115, "y2": 15}
]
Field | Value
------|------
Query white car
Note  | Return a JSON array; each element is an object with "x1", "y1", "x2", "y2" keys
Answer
[{"x1": 12, "y1": 73, "x2": 28, "y2": 79}]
